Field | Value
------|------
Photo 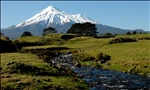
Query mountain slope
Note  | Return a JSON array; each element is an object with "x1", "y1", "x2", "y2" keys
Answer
[
  {"x1": 16, "y1": 6, "x2": 98, "y2": 28},
  {"x1": 1, "y1": 5, "x2": 144, "y2": 39}
]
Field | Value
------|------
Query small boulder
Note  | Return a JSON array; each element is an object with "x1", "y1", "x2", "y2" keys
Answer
[
  {"x1": 75, "y1": 62, "x2": 81, "y2": 67},
  {"x1": 143, "y1": 66, "x2": 148, "y2": 68},
  {"x1": 7, "y1": 61, "x2": 15, "y2": 66}
]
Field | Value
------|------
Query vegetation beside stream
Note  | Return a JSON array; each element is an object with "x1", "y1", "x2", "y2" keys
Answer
[{"x1": 1, "y1": 33, "x2": 150, "y2": 89}]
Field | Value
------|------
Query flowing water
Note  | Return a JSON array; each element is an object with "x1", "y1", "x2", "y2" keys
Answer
[{"x1": 50, "y1": 53, "x2": 150, "y2": 90}]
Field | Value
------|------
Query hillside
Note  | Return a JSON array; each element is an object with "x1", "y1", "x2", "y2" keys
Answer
[
  {"x1": 1, "y1": 33, "x2": 150, "y2": 89},
  {"x1": 16, "y1": 33, "x2": 150, "y2": 76}
]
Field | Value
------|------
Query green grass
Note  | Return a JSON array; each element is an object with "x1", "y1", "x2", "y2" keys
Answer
[
  {"x1": 1, "y1": 73, "x2": 87, "y2": 90},
  {"x1": 63, "y1": 35, "x2": 150, "y2": 76},
  {"x1": 2, "y1": 33, "x2": 149, "y2": 89},
  {"x1": 1, "y1": 53, "x2": 88, "y2": 90},
  {"x1": 14, "y1": 33, "x2": 64, "y2": 45},
  {"x1": 15, "y1": 36, "x2": 44, "y2": 43},
  {"x1": 99, "y1": 40, "x2": 150, "y2": 74},
  {"x1": 15, "y1": 33, "x2": 63, "y2": 42},
  {"x1": 0, "y1": 35, "x2": 9, "y2": 41},
  {"x1": 22, "y1": 34, "x2": 150, "y2": 76},
  {"x1": 1, "y1": 53, "x2": 42, "y2": 69},
  {"x1": 116, "y1": 33, "x2": 150, "y2": 39},
  {"x1": 43, "y1": 33, "x2": 63, "y2": 39}
]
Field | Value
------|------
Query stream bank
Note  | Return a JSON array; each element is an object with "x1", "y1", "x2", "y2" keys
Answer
[{"x1": 47, "y1": 52, "x2": 150, "y2": 89}]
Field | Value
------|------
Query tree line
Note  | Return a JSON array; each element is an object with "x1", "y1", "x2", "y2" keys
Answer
[
  {"x1": 126, "y1": 31, "x2": 142, "y2": 35},
  {"x1": 21, "y1": 22, "x2": 98, "y2": 37},
  {"x1": 20, "y1": 22, "x2": 144, "y2": 37}
]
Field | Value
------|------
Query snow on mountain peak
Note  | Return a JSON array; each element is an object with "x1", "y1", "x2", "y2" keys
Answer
[
  {"x1": 16, "y1": 5, "x2": 98, "y2": 27},
  {"x1": 45, "y1": 6, "x2": 61, "y2": 12}
]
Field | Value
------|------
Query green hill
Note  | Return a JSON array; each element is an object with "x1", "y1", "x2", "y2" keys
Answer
[
  {"x1": 22, "y1": 34, "x2": 150, "y2": 76},
  {"x1": 1, "y1": 33, "x2": 150, "y2": 89}
]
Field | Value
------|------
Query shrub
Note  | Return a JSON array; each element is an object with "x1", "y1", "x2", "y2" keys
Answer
[
  {"x1": 21, "y1": 31, "x2": 33, "y2": 37},
  {"x1": 96, "y1": 53, "x2": 111, "y2": 63},
  {"x1": 60, "y1": 34, "x2": 80, "y2": 40},
  {"x1": 73, "y1": 53, "x2": 95, "y2": 62},
  {"x1": 6, "y1": 61, "x2": 75, "y2": 76},
  {"x1": 105, "y1": 33, "x2": 112, "y2": 35},
  {"x1": 0, "y1": 39, "x2": 17, "y2": 53},
  {"x1": 109, "y1": 37, "x2": 137, "y2": 44},
  {"x1": 132, "y1": 31, "x2": 137, "y2": 34},
  {"x1": 13, "y1": 40, "x2": 44, "y2": 51},
  {"x1": 126, "y1": 31, "x2": 132, "y2": 35},
  {"x1": 6, "y1": 61, "x2": 51, "y2": 75},
  {"x1": 138, "y1": 37, "x2": 150, "y2": 40},
  {"x1": 34, "y1": 51, "x2": 57, "y2": 62}
]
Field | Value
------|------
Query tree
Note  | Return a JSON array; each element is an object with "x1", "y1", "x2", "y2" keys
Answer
[
  {"x1": 0, "y1": 39, "x2": 17, "y2": 53},
  {"x1": 105, "y1": 33, "x2": 112, "y2": 35},
  {"x1": 67, "y1": 23, "x2": 82, "y2": 35},
  {"x1": 21, "y1": 31, "x2": 33, "y2": 37},
  {"x1": 132, "y1": 31, "x2": 137, "y2": 34},
  {"x1": 126, "y1": 31, "x2": 131, "y2": 35},
  {"x1": 67, "y1": 22, "x2": 98, "y2": 37},
  {"x1": 139, "y1": 31, "x2": 142, "y2": 34},
  {"x1": 42, "y1": 27, "x2": 57, "y2": 36}
]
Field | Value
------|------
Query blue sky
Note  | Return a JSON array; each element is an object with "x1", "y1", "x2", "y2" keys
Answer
[{"x1": 1, "y1": 1, "x2": 149, "y2": 31}]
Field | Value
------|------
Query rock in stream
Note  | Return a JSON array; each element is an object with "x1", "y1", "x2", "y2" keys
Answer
[{"x1": 50, "y1": 53, "x2": 150, "y2": 90}]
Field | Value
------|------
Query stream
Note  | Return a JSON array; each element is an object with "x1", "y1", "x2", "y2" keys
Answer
[{"x1": 50, "y1": 53, "x2": 150, "y2": 89}]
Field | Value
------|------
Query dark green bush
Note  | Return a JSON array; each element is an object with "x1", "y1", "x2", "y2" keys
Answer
[
  {"x1": 21, "y1": 31, "x2": 33, "y2": 37},
  {"x1": 0, "y1": 39, "x2": 17, "y2": 53},
  {"x1": 138, "y1": 37, "x2": 150, "y2": 40},
  {"x1": 105, "y1": 33, "x2": 112, "y2": 35},
  {"x1": 73, "y1": 53, "x2": 95, "y2": 62},
  {"x1": 126, "y1": 31, "x2": 132, "y2": 35},
  {"x1": 6, "y1": 61, "x2": 52, "y2": 75},
  {"x1": 34, "y1": 51, "x2": 58, "y2": 62},
  {"x1": 96, "y1": 53, "x2": 111, "y2": 63},
  {"x1": 13, "y1": 40, "x2": 44, "y2": 49},
  {"x1": 6, "y1": 61, "x2": 74, "y2": 76},
  {"x1": 60, "y1": 34, "x2": 80, "y2": 40},
  {"x1": 109, "y1": 37, "x2": 137, "y2": 44}
]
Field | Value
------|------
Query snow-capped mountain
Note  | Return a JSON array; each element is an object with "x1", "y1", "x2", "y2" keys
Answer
[
  {"x1": 1, "y1": 6, "x2": 144, "y2": 39},
  {"x1": 16, "y1": 6, "x2": 98, "y2": 28}
]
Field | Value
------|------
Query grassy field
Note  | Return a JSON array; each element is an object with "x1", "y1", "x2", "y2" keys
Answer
[
  {"x1": 116, "y1": 33, "x2": 150, "y2": 39},
  {"x1": 99, "y1": 40, "x2": 150, "y2": 75},
  {"x1": 1, "y1": 53, "x2": 88, "y2": 90},
  {"x1": 21, "y1": 33, "x2": 150, "y2": 76},
  {"x1": 1, "y1": 33, "x2": 150, "y2": 89}
]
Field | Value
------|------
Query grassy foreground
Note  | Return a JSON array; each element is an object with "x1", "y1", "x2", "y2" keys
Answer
[
  {"x1": 1, "y1": 33, "x2": 150, "y2": 89},
  {"x1": 1, "y1": 53, "x2": 88, "y2": 90}
]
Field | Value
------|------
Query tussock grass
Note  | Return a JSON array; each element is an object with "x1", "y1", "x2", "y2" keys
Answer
[
  {"x1": 1, "y1": 53, "x2": 88, "y2": 89},
  {"x1": 116, "y1": 33, "x2": 150, "y2": 39},
  {"x1": 43, "y1": 33, "x2": 63, "y2": 39},
  {"x1": 1, "y1": 73, "x2": 88, "y2": 90},
  {"x1": 3, "y1": 34, "x2": 150, "y2": 73},
  {"x1": 15, "y1": 36, "x2": 44, "y2": 43},
  {"x1": 99, "y1": 40, "x2": 150, "y2": 75},
  {"x1": 0, "y1": 35, "x2": 9, "y2": 41},
  {"x1": 1, "y1": 34, "x2": 150, "y2": 89},
  {"x1": 14, "y1": 33, "x2": 64, "y2": 46}
]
